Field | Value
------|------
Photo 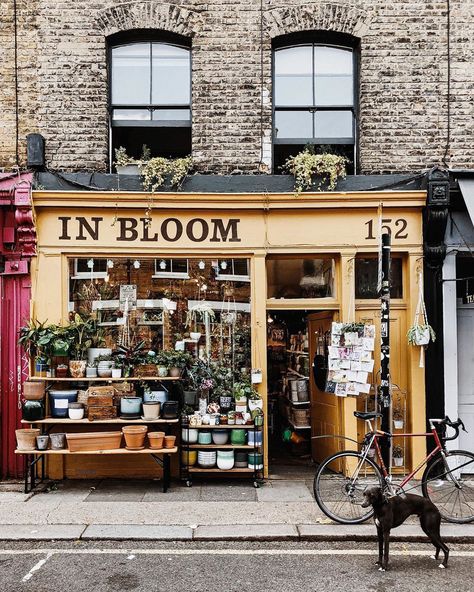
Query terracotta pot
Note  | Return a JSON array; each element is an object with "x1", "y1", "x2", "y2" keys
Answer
[
  {"x1": 164, "y1": 435, "x2": 176, "y2": 449},
  {"x1": 23, "y1": 381, "x2": 45, "y2": 401},
  {"x1": 168, "y1": 367, "x2": 181, "y2": 378},
  {"x1": 16, "y1": 428, "x2": 40, "y2": 450},
  {"x1": 122, "y1": 425, "x2": 148, "y2": 450},
  {"x1": 69, "y1": 360, "x2": 86, "y2": 378},
  {"x1": 148, "y1": 431, "x2": 165, "y2": 449}
]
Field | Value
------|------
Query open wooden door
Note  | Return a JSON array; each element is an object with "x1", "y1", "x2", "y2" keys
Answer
[{"x1": 308, "y1": 311, "x2": 338, "y2": 463}]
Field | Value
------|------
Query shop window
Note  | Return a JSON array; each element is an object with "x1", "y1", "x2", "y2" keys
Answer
[
  {"x1": 267, "y1": 257, "x2": 335, "y2": 299},
  {"x1": 153, "y1": 258, "x2": 189, "y2": 279},
  {"x1": 355, "y1": 257, "x2": 403, "y2": 299},
  {"x1": 216, "y1": 259, "x2": 250, "y2": 282},
  {"x1": 273, "y1": 35, "x2": 358, "y2": 173},
  {"x1": 109, "y1": 33, "x2": 191, "y2": 164},
  {"x1": 456, "y1": 256, "x2": 474, "y2": 299},
  {"x1": 72, "y1": 258, "x2": 108, "y2": 280}
]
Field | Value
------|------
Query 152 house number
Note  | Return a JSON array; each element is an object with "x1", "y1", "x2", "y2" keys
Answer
[{"x1": 364, "y1": 218, "x2": 408, "y2": 240}]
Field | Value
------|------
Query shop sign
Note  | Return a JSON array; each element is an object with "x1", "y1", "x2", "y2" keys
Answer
[
  {"x1": 462, "y1": 279, "x2": 474, "y2": 304},
  {"x1": 57, "y1": 216, "x2": 241, "y2": 244},
  {"x1": 119, "y1": 285, "x2": 137, "y2": 310}
]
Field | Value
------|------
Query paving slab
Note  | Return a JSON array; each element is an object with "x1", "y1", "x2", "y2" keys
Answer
[
  {"x1": 82, "y1": 524, "x2": 192, "y2": 540},
  {"x1": 256, "y1": 480, "x2": 314, "y2": 502},
  {"x1": 200, "y1": 482, "x2": 257, "y2": 502},
  {"x1": 0, "y1": 524, "x2": 86, "y2": 540},
  {"x1": 142, "y1": 483, "x2": 202, "y2": 502},
  {"x1": 194, "y1": 524, "x2": 298, "y2": 540},
  {"x1": 85, "y1": 479, "x2": 151, "y2": 502}
]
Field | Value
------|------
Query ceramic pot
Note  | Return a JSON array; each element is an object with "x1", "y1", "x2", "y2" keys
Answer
[
  {"x1": 217, "y1": 450, "x2": 234, "y2": 470},
  {"x1": 36, "y1": 434, "x2": 49, "y2": 451},
  {"x1": 393, "y1": 457, "x2": 404, "y2": 467},
  {"x1": 50, "y1": 433, "x2": 66, "y2": 450},
  {"x1": 142, "y1": 402, "x2": 160, "y2": 420},
  {"x1": 181, "y1": 450, "x2": 197, "y2": 466},
  {"x1": 393, "y1": 420, "x2": 404, "y2": 430},
  {"x1": 164, "y1": 435, "x2": 176, "y2": 449},
  {"x1": 181, "y1": 428, "x2": 198, "y2": 443},
  {"x1": 120, "y1": 397, "x2": 142, "y2": 416},
  {"x1": 219, "y1": 395, "x2": 233, "y2": 410},
  {"x1": 197, "y1": 450, "x2": 216, "y2": 468},
  {"x1": 111, "y1": 368, "x2": 122, "y2": 378},
  {"x1": 68, "y1": 403, "x2": 84, "y2": 420},
  {"x1": 23, "y1": 381, "x2": 45, "y2": 401},
  {"x1": 184, "y1": 391, "x2": 198, "y2": 407},
  {"x1": 168, "y1": 367, "x2": 181, "y2": 378},
  {"x1": 22, "y1": 400, "x2": 45, "y2": 422},
  {"x1": 230, "y1": 429, "x2": 246, "y2": 445},
  {"x1": 212, "y1": 429, "x2": 229, "y2": 445},
  {"x1": 157, "y1": 366, "x2": 168, "y2": 377},
  {"x1": 86, "y1": 367, "x2": 98, "y2": 378},
  {"x1": 248, "y1": 452, "x2": 263, "y2": 469},
  {"x1": 56, "y1": 365, "x2": 68, "y2": 378},
  {"x1": 16, "y1": 428, "x2": 40, "y2": 450},
  {"x1": 248, "y1": 431, "x2": 263, "y2": 446},
  {"x1": 69, "y1": 360, "x2": 86, "y2": 378},
  {"x1": 190, "y1": 332, "x2": 201, "y2": 341},
  {"x1": 148, "y1": 431, "x2": 165, "y2": 449},
  {"x1": 248, "y1": 399, "x2": 263, "y2": 411},
  {"x1": 97, "y1": 367, "x2": 113, "y2": 378},
  {"x1": 122, "y1": 425, "x2": 147, "y2": 450},
  {"x1": 143, "y1": 389, "x2": 167, "y2": 404},
  {"x1": 198, "y1": 431, "x2": 212, "y2": 445}
]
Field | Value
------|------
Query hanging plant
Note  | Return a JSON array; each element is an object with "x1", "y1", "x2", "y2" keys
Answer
[
  {"x1": 141, "y1": 156, "x2": 193, "y2": 192},
  {"x1": 185, "y1": 302, "x2": 216, "y2": 329},
  {"x1": 283, "y1": 148, "x2": 348, "y2": 193},
  {"x1": 407, "y1": 324, "x2": 436, "y2": 346}
]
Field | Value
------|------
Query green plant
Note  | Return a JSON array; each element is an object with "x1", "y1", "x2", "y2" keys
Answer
[
  {"x1": 233, "y1": 381, "x2": 260, "y2": 401},
  {"x1": 18, "y1": 320, "x2": 72, "y2": 363},
  {"x1": 114, "y1": 146, "x2": 135, "y2": 167},
  {"x1": 341, "y1": 322, "x2": 365, "y2": 333},
  {"x1": 68, "y1": 314, "x2": 97, "y2": 361},
  {"x1": 157, "y1": 350, "x2": 192, "y2": 369},
  {"x1": 283, "y1": 148, "x2": 348, "y2": 193},
  {"x1": 407, "y1": 324, "x2": 436, "y2": 346},
  {"x1": 185, "y1": 301, "x2": 216, "y2": 330},
  {"x1": 141, "y1": 156, "x2": 192, "y2": 192},
  {"x1": 392, "y1": 445, "x2": 404, "y2": 458},
  {"x1": 95, "y1": 354, "x2": 114, "y2": 363},
  {"x1": 113, "y1": 340, "x2": 146, "y2": 370},
  {"x1": 86, "y1": 361, "x2": 97, "y2": 369}
]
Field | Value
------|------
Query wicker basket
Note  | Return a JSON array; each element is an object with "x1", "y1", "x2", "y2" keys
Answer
[
  {"x1": 292, "y1": 408, "x2": 311, "y2": 426},
  {"x1": 77, "y1": 389, "x2": 89, "y2": 411},
  {"x1": 134, "y1": 364, "x2": 157, "y2": 377}
]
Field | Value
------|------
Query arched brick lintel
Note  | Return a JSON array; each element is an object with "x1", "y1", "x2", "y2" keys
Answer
[
  {"x1": 97, "y1": 1, "x2": 201, "y2": 39},
  {"x1": 264, "y1": 3, "x2": 375, "y2": 40}
]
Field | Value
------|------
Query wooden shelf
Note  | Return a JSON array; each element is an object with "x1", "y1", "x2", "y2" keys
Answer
[
  {"x1": 21, "y1": 418, "x2": 179, "y2": 425},
  {"x1": 15, "y1": 447, "x2": 177, "y2": 455},
  {"x1": 28, "y1": 376, "x2": 180, "y2": 382},
  {"x1": 183, "y1": 424, "x2": 258, "y2": 429},
  {"x1": 286, "y1": 350, "x2": 309, "y2": 356},
  {"x1": 187, "y1": 444, "x2": 256, "y2": 449},
  {"x1": 188, "y1": 468, "x2": 257, "y2": 474},
  {"x1": 281, "y1": 396, "x2": 310, "y2": 407},
  {"x1": 287, "y1": 369, "x2": 309, "y2": 379}
]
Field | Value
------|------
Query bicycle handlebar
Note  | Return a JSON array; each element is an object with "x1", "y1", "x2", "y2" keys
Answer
[{"x1": 430, "y1": 416, "x2": 467, "y2": 441}]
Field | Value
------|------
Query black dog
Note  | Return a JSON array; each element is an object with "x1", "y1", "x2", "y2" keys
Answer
[{"x1": 362, "y1": 486, "x2": 449, "y2": 571}]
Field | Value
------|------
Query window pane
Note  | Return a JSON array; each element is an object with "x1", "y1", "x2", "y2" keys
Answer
[
  {"x1": 76, "y1": 258, "x2": 107, "y2": 273},
  {"x1": 274, "y1": 110, "x2": 312, "y2": 139},
  {"x1": 232, "y1": 259, "x2": 249, "y2": 277},
  {"x1": 314, "y1": 47, "x2": 353, "y2": 106},
  {"x1": 152, "y1": 109, "x2": 191, "y2": 122},
  {"x1": 314, "y1": 110, "x2": 353, "y2": 140},
  {"x1": 152, "y1": 44, "x2": 190, "y2": 105},
  {"x1": 274, "y1": 46, "x2": 313, "y2": 106},
  {"x1": 112, "y1": 44, "x2": 150, "y2": 105},
  {"x1": 267, "y1": 258, "x2": 335, "y2": 299},
  {"x1": 355, "y1": 258, "x2": 403, "y2": 299},
  {"x1": 171, "y1": 259, "x2": 188, "y2": 274},
  {"x1": 113, "y1": 109, "x2": 151, "y2": 121}
]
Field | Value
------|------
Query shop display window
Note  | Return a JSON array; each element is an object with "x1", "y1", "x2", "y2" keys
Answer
[
  {"x1": 355, "y1": 256, "x2": 403, "y2": 299},
  {"x1": 266, "y1": 257, "x2": 336, "y2": 299},
  {"x1": 68, "y1": 257, "x2": 251, "y2": 369}
]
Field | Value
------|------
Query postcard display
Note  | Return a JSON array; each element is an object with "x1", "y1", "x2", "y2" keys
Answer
[{"x1": 325, "y1": 323, "x2": 376, "y2": 397}]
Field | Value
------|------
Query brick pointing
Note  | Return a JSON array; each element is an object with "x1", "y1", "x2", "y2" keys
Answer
[{"x1": 0, "y1": 1, "x2": 472, "y2": 174}]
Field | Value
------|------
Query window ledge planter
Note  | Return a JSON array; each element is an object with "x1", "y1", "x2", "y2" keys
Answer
[{"x1": 116, "y1": 164, "x2": 141, "y2": 176}]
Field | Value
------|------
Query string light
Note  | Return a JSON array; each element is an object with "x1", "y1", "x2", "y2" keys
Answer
[
  {"x1": 87, "y1": 259, "x2": 94, "y2": 269},
  {"x1": 133, "y1": 260, "x2": 141, "y2": 269},
  {"x1": 220, "y1": 261, "x2": 228, "y2": 270},
  {"x1": 107, "y1": 259, "x2": 114, "y2": 269},
  {"x1": 159, "y1": 260, "x2": 167, "y2": 270},
  {"x1": 198, "y1": 260, "x2": 205, "y2": 270}
]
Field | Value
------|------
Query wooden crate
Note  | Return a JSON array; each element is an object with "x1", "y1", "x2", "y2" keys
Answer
[
  {"x1": 88, "y1": 406, "x2": 117, "y2": 421},
  {"x1": 88, "y1": 393, "x2": 114, "y2": 407}
]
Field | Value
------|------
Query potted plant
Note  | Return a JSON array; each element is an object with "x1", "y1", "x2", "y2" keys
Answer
[
  {"x1": 87, "y1": 325, "x2": 111, "y2": 365},
  {"x1": 86, "y1": 361, "x2": 98, "y2": 378},
  {"x1": 407, "y1": 324, "x2": 436, "y2": 346},
  {"x1": 156, "y1": 351, "x2": 169, "y2": 377},
  {"x1": 18, "y1": 320, "x2": 58, "y2": 376},
  {"x1": 56, "y1": 363, "x2": 69, "y2": 378},
  {"x1": 166, "y1": 350, "x2": 193, "y2": 377},
  {"x1": 112, "y1": 358, "x2": 122, "y2": 379},
  {"x1": 392, "y1": 445, "x2": 404, "y2": 467},
  {"x1": 135, "y1": 350, "x2": 159, "y2": 377},
  {"x1": 67, "y1": 314, "x2": 95, "y2": 378},
  {"x1": 283, "y1": 147, "x2": 348, "y2": 194},
  {"x1": 186, "y1": 301, "x2": 215, "y2": 341},
  {"x1": 114, "y1": 145, "x2": 149, "y2": 176},
  {"x1": 248, "y1": 389, "x2": 263, "y2": 411},
  {"x1": 393, "y1": 408, "x2": 404, "y2": 430},
  {"x1": 113, "y1": 340, "x2": 145, "y2": 378},
  {"x1": 95, "y1": 353, "x2": 114, "y2": 378}
]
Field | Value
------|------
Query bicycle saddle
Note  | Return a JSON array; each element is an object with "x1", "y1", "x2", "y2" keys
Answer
[{"x1": 353, "y1": 411, "x2": 382, "y2": 420}]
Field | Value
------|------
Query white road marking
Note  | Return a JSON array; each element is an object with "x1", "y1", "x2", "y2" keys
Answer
[
  {"x1": 2, "y1": 548, "x2": 474, "y2": 558},
  {"x1": 21, "y1": 552, "x2": 53, "y2": 582}
]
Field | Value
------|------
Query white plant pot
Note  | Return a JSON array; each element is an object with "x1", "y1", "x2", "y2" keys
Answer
[
  {"x1": 111, "y1": 368, "x2": 122, "y2": 378},
  {"x1": 248, "y1": 399, "x2": 263, "y2": 411},
  {"x1": 87, "y1": 348, "x2": 112, "y2": 364},
  {"x1": 190, "y1": 332, "x2": 202, "y2": 341},
  {"x1": 393, "y1": 420, "x2": 404, "y2": 430},
  {"x1": 393, "y1": 457, "x2": 404, "y2": 467},
  {"x1": 412, "y1": 326, "x2": 430, "y2": 346},
  {"x1": 116, "y1": 164, "x2": 141, "y2": 176}
]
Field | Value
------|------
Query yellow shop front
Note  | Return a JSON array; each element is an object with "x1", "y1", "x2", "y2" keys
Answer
[{"x1": 31, "y1": 189, "x2": 426, "y2": 480}]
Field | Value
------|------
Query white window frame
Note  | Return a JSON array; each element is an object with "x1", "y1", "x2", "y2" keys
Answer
[
  {"x1": 216, "y1": 259, "x2": 250, "y2": 282},
  {"x1": 71, "y1": 258, "x2": 108, "y2": 280},
  {"x1": 152, "y1": 258, "x2": 190, "y2": 279}
]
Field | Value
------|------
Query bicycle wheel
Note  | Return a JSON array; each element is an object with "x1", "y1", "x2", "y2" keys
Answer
[
  {"x1": 313, "y1": 451, "x2": 384, "y2": 524},
  {"x1": 422, "y1": 450, "x2": 474, "y2": 524}
]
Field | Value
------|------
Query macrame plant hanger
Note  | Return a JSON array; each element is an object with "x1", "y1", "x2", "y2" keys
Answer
[{"x1": 413, "y1": 272, "x2": 430, "y2": 368}]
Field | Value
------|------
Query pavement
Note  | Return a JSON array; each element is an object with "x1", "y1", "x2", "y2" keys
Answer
[{"x1": 1, "y1": 477, "x2": 474, "y2": 542}]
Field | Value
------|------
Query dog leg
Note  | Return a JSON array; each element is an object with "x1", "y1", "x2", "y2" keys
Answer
[
  {"x1": 379, "y1": 530, "x2": 390, "y2": 571},
  {"x1": 421, "y1": 513, "x2": 449, "y2": 568},
  {"x1": 376, "y1": 527, "x2": 384, "y2": 566}
]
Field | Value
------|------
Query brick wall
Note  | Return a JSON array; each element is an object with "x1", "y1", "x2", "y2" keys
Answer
[{"x1": 0, "y1": 0, "x2": 472, "y2": 174}]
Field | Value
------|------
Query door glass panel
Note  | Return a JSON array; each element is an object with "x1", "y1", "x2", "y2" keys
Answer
[
  {"x1": 355, "y1": 258, "x2": 403, "y2": 299},
  {"x1": 112, "y1": 44, "x2": 150, "y2": 105},
  {"x1": 314, "y1": 110, "x2": 353, "y2": 139},
  {"x1": 152, "y1": 44, "x2": 190, "y2": 105},
  {"x1": 274, "y1": 46, "x2": 313, "y2": 106},
  {"x1": 274, "y1": 110, "x2": 313, "y2": 139},
  {"x1": 267, "y1": 257, "x2": 336, "y2": 299}
]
